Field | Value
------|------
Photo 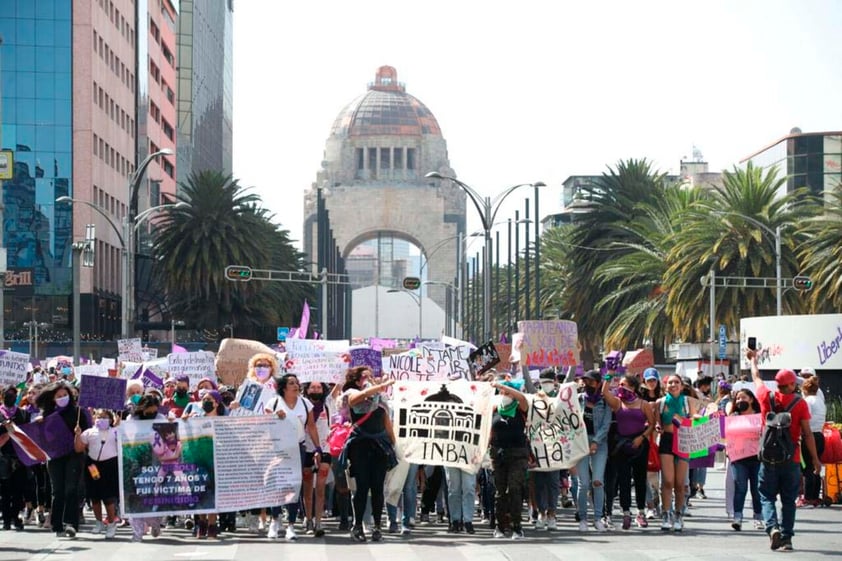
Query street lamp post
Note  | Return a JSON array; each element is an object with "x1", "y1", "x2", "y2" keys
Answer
[
  {"x1": 424, "y1": 280, "x2": 458, "y2": 337},
  {"x1": 387, "y1": 288, "x2": 421, "y2": 338},
  {"x1": 427, "y1": 172, "x2": 545, "y2": 341}
]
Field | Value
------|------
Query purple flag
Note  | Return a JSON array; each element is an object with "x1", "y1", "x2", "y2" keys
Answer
[
  {"x1": 131, "y1": 368, "x2": 163, "y2": 390},
  {"x1": 18, "y1": 413, "x2": 76, "y2": 464},
  {"x1": 297, "y1": 300, "x2": 310, "y2": 339}
]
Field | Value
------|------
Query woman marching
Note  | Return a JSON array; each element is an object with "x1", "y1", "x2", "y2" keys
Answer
[
  {"x1": 74, "y1": 409, "x2": 121, "y2": 539},
  {"x1": 725, "y1": 388, "x2": 764, "y2": 530},
  {"x1": 301, "y1": 381, "x2": 332, "y2": 537}
]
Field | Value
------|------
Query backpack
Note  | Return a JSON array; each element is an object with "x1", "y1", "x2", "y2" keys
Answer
[{"x1": 758, "y1": 393, "x2": 801, "y2": 465}]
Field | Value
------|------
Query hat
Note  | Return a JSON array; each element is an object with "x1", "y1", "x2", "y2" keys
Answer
[
  {"x1": 800, "y1": 367, "x2": 816, "y2": 377},
  {"x1": 581, "y1": 370, "x2": 602, "y2": 384},
  {"x1": 643, "y1": 367, "x2": 660, "y2": 381},
  {"x1": 163, "y1": 378, "x2": 176, "y2": 386},
  {"x1": 175, "y1": 374, "x2": 190, "y2": 384},
  {"x1": 775, "y1": 369, "x2": 797, "y2": 386},
  {"x1": 539, "y1": 368, "x2": 556, "y2": 381}
]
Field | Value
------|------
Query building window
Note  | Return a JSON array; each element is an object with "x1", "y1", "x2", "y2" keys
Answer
[
  {"x1": 394, "y1": 148, "x2": 403, "y2": 169},
  {"x1": 162, "y1": 119, "x2": 174, "y2": 141},
  {"x1": 368, "y1": 148, "x2": 377, "y2": 175},
  {"x1": 356, "y1": 148, "x2": 364, "y2": 170},
  {"x1": 407, "y1": 148, "x2": 416, "y2": 170},
  {"x1": 380, "y1": 148, "x2": 391, "y2": 169},
  {"x1": 163, "y1": 158, "x2": 175, "y2": 179},
  {"x1": 93, "y1": 134, "x2": 98, "y2": 156}
]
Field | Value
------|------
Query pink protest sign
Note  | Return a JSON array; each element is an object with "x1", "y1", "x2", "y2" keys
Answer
[
  {"x1": 724, "y1": 413, "x2": 763, "y2": 461},
  {"x1": 517, "y1": 320, "x2": 579, "y2": 368}
]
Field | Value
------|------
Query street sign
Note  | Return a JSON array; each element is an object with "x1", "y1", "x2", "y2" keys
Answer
[
  {"x1": 718, "y1": 324, "x2": 727, "y2": 359},
  {"x1": 402, "y1": 276, "x2": 421, "y2": 290},
  {"x1": 225, "y1": 265, "x2": 253, "y2": 281},
  {"x1": 793, "y1": 276, "x2": 813, "y2": 291},
  {"x1": 277, "y1": 327, "x2": 289, "y2": 342}
]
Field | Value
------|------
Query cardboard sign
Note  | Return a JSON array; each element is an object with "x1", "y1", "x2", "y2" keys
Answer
[
  {"x1": 79, "y1": 375, "x2": 127, "y2": 410},
  {"x1": 526, "y1": 383, "x2": 590, "y2": 470},
  {"x1": 0, "y1": 350, "x2": 30, "y2": 388},
  {"x1": 118, "y1": 338, "x2": 144, "y2": 363},
  {"x1": 673, "y1": 414, "x2": 725, "y2": 459},
  {"x1": 517, "y1": 320, "x2": 580, "y2": 368},
  {"x1": 215, "y1": 339, "x2": 277, "y2": 387},
  {"x1": 724, "y1": 413, "x2": 763, "y2": 461}
]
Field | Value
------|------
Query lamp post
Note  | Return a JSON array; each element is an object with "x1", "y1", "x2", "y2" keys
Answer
[
  {"x1": 427, "y1": 172, "x2": 544, "y2": 341},
  {"x1": 424, "y1": 280, "x2": 458, "y2": 337},
  {"x1": 23, "y1": 321, "x2": 49, "y2": 361},
  {"x1": 387, "y1": 288, "x2": 421, "y2": 338}
]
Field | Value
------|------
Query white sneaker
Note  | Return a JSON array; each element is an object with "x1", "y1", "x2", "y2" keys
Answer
[
  {"x1": 753, "y1": 520, "x2": 765, "y2": 530},
  {"x1": 661, "y1": 512, "x2": 672, "y2": 531},
  {"x1": 645, "y1": 508, "x2": 657, "y2": 520},
  {"x1": 547, "y1": 517, "x2": 557, "y2": 531},
  {"x1": 400, "y1": 525, "x2": 411, "y2": 535},
  {"x1": 105, "y1": 520, "x2": 118, "y2": 539},
  {"x1": 493, "y1": 528, "x2": 506, "y2": 538},
  {"x1": 578, "y1": 520, "x2": 589, "y2": 532},
  {"x1": 602, "y1": 516, "x2": 615, "y2": 530},
  {"x1": 258, "y1": 519, "x2": 266, "y2": 532},
  {"x1": 285, "y1": 525, "x2": 298, "y2": 541},
  {"x1": 92, "y1": 520, "x2": 105, "y2": 534},
  {"x1": 267, "y1": 519, "x2": 279, "y2": 539},
  {"x1": 673, "y1": 515, "x2": 684, "y2": 532},
  {"x1": 535, "y1": 515, "x2": 546, "y2": 530},
  {"x1": 594, "y1": 519, "x2": 607, "y2": 532}
]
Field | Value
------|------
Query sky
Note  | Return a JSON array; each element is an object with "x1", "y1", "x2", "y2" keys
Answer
[{"x1": 232, "y1": 0, "x2": 842, "y2": 252}]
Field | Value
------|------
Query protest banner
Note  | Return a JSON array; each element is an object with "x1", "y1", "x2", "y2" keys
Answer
[
  {"x1": 18, "y1": 413, "x2": 75, "y2": 464},
  {"x1": 369, "y1": 337, "x2": 397, "y2": 352},
  {"x1": 469, "y1": 341, "x2": 500, "y2": 376},
  {"x1": 393, "y1": 380, "x2": 494, "y2": 473},
  {"x1": 142, "y1": 347, "x2": 159, "y2": 361},
  {"x1": 168, "y1": 351, "x2": 216, "y2": 389},
  {"x1": 215, "y1": 338, "x2": 278, "y2": 387},
  {"x1": 526, "y1": 382, "x2": 590, "y2": 470},
  {"x1": 0, "y1": 350, "x2": 30, "y2": 388},
  {"x1": 517, "y1": 320, "x2": 580, "y2": 368},
  {"x1": 131, "y1": 367, "x2": 164, "y2": 390},
  {"x1": 79, "y1": 375, "x2": 127, "y2": 411},
  {"x1": 724, "y1": 413, "x2": 763, "y2": 461},
  {"x1": 285, "y1": 353, "x2": 350, "y2": 383},
  {"x1": 673, "y1": 414, "x2": 725, "y2": 459},
  {"x1": 101, "y1": 358, "x2": 117, "y2": 370},
  {"x1": 382, "y1": 345, "x2": 471, "y2": 382},
  {"x1": 349, "y1": 347, "x2": 383, "y2": 378},
  {"x1": 118, "y1": 338, "x2": 144, "y2": 363},
  {"x1": 119, "y1": 416, "x2": 301, "y2": 517},
  {"x1": 75, "y1": 364, "x2": 109, "y2": 378}
]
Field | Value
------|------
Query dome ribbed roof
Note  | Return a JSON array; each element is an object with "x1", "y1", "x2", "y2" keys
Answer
[{"x1": 330, "y1": 66, "x2": 441, "y2": 138}]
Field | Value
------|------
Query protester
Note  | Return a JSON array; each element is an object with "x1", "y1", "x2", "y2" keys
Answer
[
  {"x1": 34, "y1": 381, "x2": 91, "y2": 538},
  {"x1": 798, "y1": 375, "x2": 826, "y2": 508},
  {"x1": 530, "y1": 368, "x2": 561, "y2": 531},
  {"x1": 338, "y1": 366, "x2": 396, "y2": 542},
  {"x1": 0, "y1": 386, "x2": 30, "y2": 530},
  {"x1": 123, "y1": 379, "x2": 144, "y2": 419},
  {"x1": 748, "y1": 351, "x2": 821, "y2": 552},
  {"x1": 187, "y1": 390, "x2": 226, "y2": 539},
  {"x1": 74, "y1": 409, "x2": 120, "y2": 538},
  {"x1": 127, "y1": 393, "x2": 167, "y2": 542},
  {"x1": 725, "y1": 388, "x2": 764, "y2": 531},
  {"x1": 574, "y1": 370, "x2": 611, "y2": 532},
  {"x1": 301, "y1": 381, "x2": 332, "y2": 537},
  {"x1": 162, "y1": 375, "x2": 192, "y2": 419}
]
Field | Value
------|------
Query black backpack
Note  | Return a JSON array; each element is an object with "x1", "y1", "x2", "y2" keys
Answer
[{"x1": 758, "y1": 392, "x2": 801, "y2": 465}]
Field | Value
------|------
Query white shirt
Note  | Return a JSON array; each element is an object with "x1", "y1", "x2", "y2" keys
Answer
[
  {"x1": 80, "y1": 427, "x2": 120, "y2": 461},
  {"x1": 805, "y1": 393, "x2": 826, "y2": 433},
  {"x1": 266, "y1": 395, "x2": 312, "y2": 444},
  {"x1": 304, "y1": 402, "x2": 330, "y2": 452}
]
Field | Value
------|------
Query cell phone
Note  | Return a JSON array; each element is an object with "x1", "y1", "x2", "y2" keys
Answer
[{"x1": 747, "y1": 337, "x2": 757, "y2": 351}]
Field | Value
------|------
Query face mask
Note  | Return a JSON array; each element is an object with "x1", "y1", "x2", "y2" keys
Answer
[
  {"x1": 55, "y1": 395, "x2": 70, "y2": 408},
  {"x1": 61, "y1": 366, "x2": 72, "y2": 376},
  {"x1": 500, "y1": 396, "x2": 514, "y2": 407},
  {"x1": 308, "y1": 393, "x2": 324, "y2": 402},
  {"x1": 616, "y1": 387, "x2": 636, "y2": 402},
  {"x1": 141, "y1": 410, "x2": 158, "y2": 420},
  {"x1": 584, "y1": 385, "x2": 598, "y2": 395},
  {"x1": 175, "y1": 388, "x2": 188, "y2": 398},
  {"x1": 3, "y1": 395, "x2": 16, "y2": 407},
  {"x1": 541, "y1": 383, "x2": 555, "y2": 394},
  {"x1": 255, "y1": 366, "x2": 271, "y2": 380},
  {"x1": 130, "y1": 394, "x2": 142, "y2": 405},
  {"x1": 735, "y1": 401, "x2": 749, "y2": 413},
  {"x1": 202, "y1": 401, "x2": 215, "y2": 413},
  {"x1": 96, "y1": 418, "x2": 111, "y2": 431}
]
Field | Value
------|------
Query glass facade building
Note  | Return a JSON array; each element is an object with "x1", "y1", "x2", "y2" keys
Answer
[{"x1": 0, "y1": 2, "x2": 75, "y2": 342}]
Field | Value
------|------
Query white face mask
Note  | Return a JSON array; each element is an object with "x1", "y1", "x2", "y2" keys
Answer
[
  {"x1": 500, "y1": 395, "x2": 514, "y2": 407},
  {"x1": 541, "y1": 382, "x2": 556, "y2": 394},
  {"x1": 55, "y1": 395, "x2": 70, "y2": 408}
]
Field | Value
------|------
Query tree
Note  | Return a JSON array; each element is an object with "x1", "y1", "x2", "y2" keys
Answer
[
  {"x1": 796, "y1": 184, "x2": 842, "y2": 311},
  {"x1": 151, "y1": 171, "x2": 312, "y2": 338}
]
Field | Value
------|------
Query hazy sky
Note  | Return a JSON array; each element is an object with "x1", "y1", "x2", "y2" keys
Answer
[{"x1": 232, "y1": 0, "x2": 842, "y2": 251}]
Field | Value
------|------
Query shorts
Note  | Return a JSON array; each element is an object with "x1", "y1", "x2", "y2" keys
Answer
[
  {"x1": 304, "y1": 451, "x2": 333, "y2": 469},
  {"x1": 658, "y1": 432, "x2": 688, "y2": 462}
]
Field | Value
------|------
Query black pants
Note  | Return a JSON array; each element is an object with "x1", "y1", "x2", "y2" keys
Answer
[
  {"x1": 616, "y1": 440, "x2": 649, "y2": 512},
  {"x1": 492, "y1": 449, "x2": 528, "y2": 531},
  {"x1": 421, "y1": 465, "x2": 445, "y2": 514},
  {"x1": 347, "y1": 440, "x2": 387, "y2": 528},
  {"x1": 47, "y1": 454, "x2": 83, "y2": 533},
  {"x1": 0, "y1": 460, "x2": 28, "y2": 527},
  {"x1": 802, "y1": 432, "x2": 825, "y2": 501}
]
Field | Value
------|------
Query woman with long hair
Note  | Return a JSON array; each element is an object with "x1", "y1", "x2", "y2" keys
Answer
[
  {"x1": 725, "y1": 388, "x2": 764, "y2": 530},
  {"x1": 74, "y1": 408, "x2": 120, "y2": 538}
]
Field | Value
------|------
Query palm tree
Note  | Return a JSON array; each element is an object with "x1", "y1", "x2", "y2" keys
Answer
[
  {"x1": 796, "y1": 184, "x2": 842, "y2": 311},
  {"x1": 151, "y1": 171, "x2": 311, "y2": 338},
  {"x1": 663, "y1": 163, "x2": 816, "y2": 341}
]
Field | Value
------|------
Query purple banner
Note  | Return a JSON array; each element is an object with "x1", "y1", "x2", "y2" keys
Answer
[
  {"x1": 131, "y1": 368, "x2": 163, "y2": 390},
  {"x1": 349, "y1": 348, "x2": 383, "y2": 378},
  {"x1": 79, "y1": 375, "x2": 127, "y2": 411},
  {"x1": 18, "y1": 413, "x2": 76, "y2": 463},
  {"x1": 369, "y1": 338, "x2": 396, "y2": 352}
]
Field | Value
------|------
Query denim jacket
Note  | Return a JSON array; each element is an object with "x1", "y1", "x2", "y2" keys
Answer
[{"x1": 578, "y1": 393, "x2": 611, "y2": 448}]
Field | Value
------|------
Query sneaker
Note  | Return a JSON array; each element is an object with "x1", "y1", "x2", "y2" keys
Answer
[
  {"x1": 622, "y1": 512, "x2": 632, "y2": 530},
  {"x1": 92, "y1": 520, "x2": 105, "y2": 535},
  {"x1": 437, "y1": 512, "x2": 447, "y2": 524},
  {"x1": 578, "y1": 520, "x2": 589, "y2": 533},
  {"x1": 400, "y1": 524, "x2": 411, "y2": 535},
  {"x1": 673, "y1": 515, "x2": 684, "y2": 532},
  {"x1": 351, "y1": 525, "x2": 366, "y2": 542},
  {"x1": 603, "y1": 516, "x2": 615, "y2": 531},
  {"x1": 305, "y1": 518, "x2": 314, "y2": 534},
  {"x1": 594, "y1": 518, "x2": 607, "y2": 532},
  {"x1": 731, "y1": 518, "x2": 742, "y2": 531},
  {"x1": 645, "y1": 508, "x2": 657, "y2": 520},
  {"x1": 547, "y1": 517, "x2": 557, "y2": 531},
  {"x1": 184, "y1": 518, "x2": 195, "y2": 531},
  {"x1": 535, "y1": 515, "x2": 546, "y2": 530},
  {"x1": 105, "y1": 520, "x2": 118, "y2": 539},
  {"x1": 562, "y1": 498, "x2": 574, "y2": 508},
  {"x1": 493, "y1": 528, "x2": 506, "y2": 538},
  {"x1": 660, "y1": 512, "x2": 672, "y2": 532},
  {"x1": 769, "y1": 528, "x2": 783, "y2": 550},
  {"x1": 464, "y1": 522, "x2": 475, "y2": 534},
  {"x1": 419, "y1": 513, "x2": 430, "y2": 524},
  {"x1": 314, "y1": 522, "x2": 325, "y2": 538},
  {"x1": 388, "y1": 521, "x2": 399, "y2": 533},
  {"x1": 635, "y1": 513, "x2": 648, "y2": 528},
  {"x1": 753, "y1": 520, "x2": 765, "y2": 530},
  {"x1": 371, "y1": 525, "x2": 382, "y2": 542},
  {"x1": 697, "y1": 488, "x2": 707, "y2": 499},
  {"x1": 779, "y1": 537, "x2": 793, "y2": 551},
  {"x1": 64, "y1": 526, "x2": 77, "y2": 539},
  {"x1": 285, "y1": 525, "x2": 298, "y2": 541},
  {"x1": 511, "y1": 527, "x2": 524, "y2": 540},
  {"x1": 267, "y1": 519, "x2": 279, "y2": 539}
]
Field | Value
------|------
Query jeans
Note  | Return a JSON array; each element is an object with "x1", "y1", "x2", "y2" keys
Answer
[
  {"x1": 477, "y1": 468, "x2": 495, "y2": 521},
  {"x1": 758, "y1": 460, "x2": 801, "y2": 538},
  {"x1": 444, "y1": 467, "x2": 476, "y2": 523},
  {"x1": 532, "y1": 470, "x2": 560, "y2": 513},
  {"x1": 402, "y1": 464, "x2": 420, "y2": 525},
  {"x1": 575, "y1": 442, "x2": 608, "y2": 522},
  {"x1": 731, "y1": 459, "x2": 761, "y2": 521}
]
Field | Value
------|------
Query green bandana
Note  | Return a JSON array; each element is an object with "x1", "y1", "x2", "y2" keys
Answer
[{"x1": 498, "y1": 400, "x2": 518, "y2": 418}]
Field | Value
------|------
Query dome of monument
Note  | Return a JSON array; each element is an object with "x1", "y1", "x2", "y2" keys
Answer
[{"x1": 330, "y1": 66, "x2": 442, "y2": 138}]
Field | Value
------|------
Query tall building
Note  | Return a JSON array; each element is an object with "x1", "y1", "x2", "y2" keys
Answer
[
  {"x1": 0, "y1": 1, "x2": 178, "y2": 352},
  {"x1": 176, "y1": 0, "x2": 234, "y2": 183},
  {"x1": 741, "y1": 128, "x2": 842, "y2": 203}
]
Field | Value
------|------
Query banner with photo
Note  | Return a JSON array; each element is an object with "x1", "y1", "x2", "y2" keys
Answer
[
  {"x1": 673, "y1": 414, "x2": 725, "y2": 460},
  {"x1": 393, "y1": 380, "x2": 494, "y2": 473},
  {"x1": 119, "y1": 416, "x2": 302, "y2": 517},
  {"x1": 526, "y1": 382, "x2": 590, "y2": 470}
]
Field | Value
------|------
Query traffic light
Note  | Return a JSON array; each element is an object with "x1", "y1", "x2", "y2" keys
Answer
[
  {"x1": 402, "y1": 276, "x2": 421, "y2": 290},
  {"x1": 793, "y1": 276, "x2": 813, "y2": 291},
  {"x1": 225, "y1": 265, "x2": 253, "y2": 281}
]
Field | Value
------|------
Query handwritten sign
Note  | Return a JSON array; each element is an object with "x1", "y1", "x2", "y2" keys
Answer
[
  {"x1": 673, "y1": 414, "x2": 724, "y2": 459},
  {"x1": 0, "y1": 350, "x2": 30, "y2": 388},
  {"x1": 369, "y1": 338, "x2": 397, "y2": 352},
  {"x1": 75, "y1": 364, "x2": 109, "y2": 378},
  {"x1": 79, "y1": 375, "x2": 127, "y2": 410},
  {"x1": 215, "y1": 339, "x2": 277, "y2": 387},
  {"x1": 393, "y1": 380, "x2": 494, "y2": 473},
  {"x1": 382, "y1": 345, "x2": 471, "y2": 381},
  {"x1": 349, "y1": 347, "x2": 383, "y2": 378},
  {"x1": 118, "y1": 338, "x2": 144, "y2": 363},
  {"x1": 724, "y1": 413, "x2": 763, "y2": 461},
  {"x1": 517, "y1": 320, "x2": 579, "y2": 368},
  {"x1": 168, "y1": 351, "x2": 215, "y2": 389},
  {"x1": 526, "y1": 382, "x2": 590, "y2": 470}
]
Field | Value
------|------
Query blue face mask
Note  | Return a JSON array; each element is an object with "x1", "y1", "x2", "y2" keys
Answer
[{"x1": 61, "y1": 366, "x2": 72, "y2": 376}]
